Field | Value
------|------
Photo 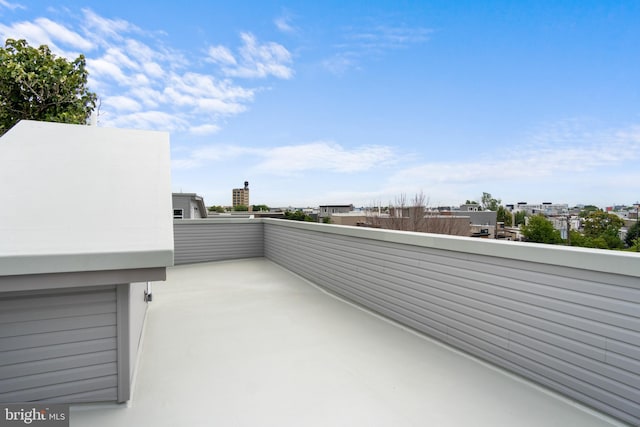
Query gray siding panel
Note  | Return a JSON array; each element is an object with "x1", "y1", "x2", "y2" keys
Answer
[
  {"x1": 264, "y1": 222, "x2": 640, "y2": 425},
  {"x1": 173, "y1": 220, "x2": 263, "y2": 264},
  {"x1": 1, "y1": 377, "x2": 118, "y2": 402},
  {"x1": 0, "y1": 287, "x2": 118, "y2": 403},
  {"x1": 50, "y1": 387, "x2": 117, "y2": 404}
]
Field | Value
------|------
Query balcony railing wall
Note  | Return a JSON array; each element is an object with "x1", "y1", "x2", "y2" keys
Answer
[
  {"x1": 173, "y1": 219, "x2": 263, "y2": 264},
  {"x1": 174, "y1": 218, "x2": 640, "y2": 425}
]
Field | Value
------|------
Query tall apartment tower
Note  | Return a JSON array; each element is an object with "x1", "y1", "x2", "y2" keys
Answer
[{"x1": 232, "y1": 181, "x2": 250, "y2": 208}]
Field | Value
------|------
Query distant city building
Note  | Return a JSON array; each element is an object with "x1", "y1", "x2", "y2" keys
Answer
[
  {"x1": 319, "y1": 204, "x2": 354, "y2": 222},
  {"x1": 354, "y1": 211, "x2": 471, "y2": 236},
  {"x1": 329, "y1": 211, "x2": 370, "y2": 226},
  {"x1": 444, "y1": 204, "x2": 498, "y2": 237},
  {"x1": 172, "y1": 193, "x2": 207, "y2": 219},
  {"x1": 512, "y1": 202, "x2": 569, "y2": 216},
  {"x1": 445, "y1": 204, "x2": 497, "y2": 226},
  {"x1": 232, "y1": 181, "x2": 250, "y2": 208},
  {"x1": 459, "y1": 203, "x2": 480, "y2": 212}
]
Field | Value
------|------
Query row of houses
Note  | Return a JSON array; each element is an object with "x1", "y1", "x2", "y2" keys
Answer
[
  {"x1": 173, "y1": 193, "x2": 634, "y2": 242},
  {"x1": 172, "y1": 198, "x2": 500, "y2": 238}
]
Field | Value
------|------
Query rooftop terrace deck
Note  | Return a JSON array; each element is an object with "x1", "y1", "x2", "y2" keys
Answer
[{"x1": 71, "y1": 259, "x2": 623, "y2": 426}]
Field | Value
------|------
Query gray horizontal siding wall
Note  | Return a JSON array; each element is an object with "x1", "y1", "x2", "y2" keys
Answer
[
  {"x1": 0, "y1": 286, "x2": 118, "y2": 403},
  {"x1": 173, "y1": 219, "x2": 263, "y2": 265},
  {"x1": 263, "y1": 220, "x2": 640, "y2": 426}
]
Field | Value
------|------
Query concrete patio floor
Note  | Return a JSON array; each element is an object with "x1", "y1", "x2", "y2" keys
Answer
[{"x1": 71, "y1": 258, "x2": 624, "y2": 426}]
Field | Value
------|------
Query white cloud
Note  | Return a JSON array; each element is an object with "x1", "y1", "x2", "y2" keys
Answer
[
  {"x1": 103, "y1": 95, "x2": 142, "y2": 113},
  {"x1": 322, "y1": 53, "x2": 358, "y2": 75},
  {"x1": 391, "y1": 140, "x2": 639, "y2": 187},
  {"x1": 163, "y1": 72, "x2": 252, "y2": 114},
  {"x1": 208, "y1": 45, "x2": 236, "y2": 65},
  {"x1": 1, "y1": 9, "x2": 293, "y2": 136},
  {"x1": 189, "y1": 124, "x2": 221, "y2": 135},
  {"x1": 171, "y1": 158, "x2": 201, "y2": 170},
  {"x1": 109, "y1": 110, "x2": 188, "y2": 131},
  {"x1": 143, "y1": 62, "x2": 164, "y2": 78},
  {"x1": 128, "y1": 87, "x2": 163, "y2": 108},
  {"x1": 274, "y1": 15, "x2": 296, "y2": 34},
  {"x1": 124, "y1": 38, "x2": 161, "y2": 63},
  {"x1": 0, "y1": 20, "x2": 51, "y2": 48},
  {"x1": 0, "y1": 0, "x2": 25, "y2": 10},
  {"x1": 172, "y1": 141, "x2": 396, "y2": 173},
  {"x1": 34, "y1": 17, "x2": 94, "y2": 51},
  {"x1": 169, "y1": 72, "x2": 254, "y2": 101},
  {"x1": 196, "y1": 98, "x2": 247, "y2": 115},
  {"x1": 348, "y1": 25, "x2": 432, "y2": 49},
  {"x1": 162, "y1": 87, "x2": 192, "y2": 106},
  {"x1": 221, "y1": 32, "x2": 293, "y2": 79},
  {"x1": 324, "y1": 22, "x2": 431, "y2": 74},
  {"x1": 172, "y1": 144, "x2": 257, "y2": 169},
  {"x1": 131, "y1": 73, "x2": 150, "y2": 86},
  {"x1": 82, "y1": 8, "x2": 139, "y2": 43},
  {"x1": 102, "y1": 47, "x2": 138, "y2": 69},
  {"x1": 257, "y1": 142, "x2": 394, "y2": 174},
  {"x1": 86, "y1": 58, "x2": 128, "y2": 83},
  {"x1": 383, "y1": 122, "x2": 640, "y2": 206}
]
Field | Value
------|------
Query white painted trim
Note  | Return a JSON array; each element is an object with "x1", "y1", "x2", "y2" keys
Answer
[{"x1": 0, "y1": 250, "x2": 174, "y2": 277}]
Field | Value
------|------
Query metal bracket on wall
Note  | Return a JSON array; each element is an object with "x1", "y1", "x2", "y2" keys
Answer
[{"x1": 144, "y1": 281, "x2": 153, "y2": 302}]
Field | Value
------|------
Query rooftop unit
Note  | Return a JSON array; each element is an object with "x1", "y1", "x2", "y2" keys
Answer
[{"x1": 0, "y1": 121, "x2": 173, "y2": 404}]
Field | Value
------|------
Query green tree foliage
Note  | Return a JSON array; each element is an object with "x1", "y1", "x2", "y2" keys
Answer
[
  {"x1": 578, "y1": 205, "x2": 600, "y2": 218},
  {"x1": 496, "y1": 205, "x2": 513, "y2": 226},
  {"x1": 283, "y1": 210, "x2": 314, "y2": 222},
  {"x1": 521, "y1": 215, "x2": 562, "y2": 244},
  {"x1": 627, "y1": 239, "x2": 640, "y2": 252},
  {"x1": 233, "y1": 205, "x2": 248, "y2": 211},
  {"x1": 514, "y1": 211, "x2": 526, "y2": 226},
  {"x1": 252, "y1": 204, "x2": 270, "y2": 212},
  {"x1": 0, "y1": 39, "x2": 97, "y2": 136},
  {"x1": 481, "y1": 192, "x2": 501, "y2": 211},
  {"x1": 581, "y1": 211, "x2": 624, "y2": 249},
  {"x1": 569, "y1": 230, "x2": 612, "y2": 250},
  {"x1": 625, "y1": 221, "x2": 640, "y2": 248},
  {"x1": 208, "y1": 205, "x2": 226, "y2": 213},
  {"x1": 582, "y1": 211, "x2": 624, "y2": 237},
  {"x1": 569, "y1": 211, "x2": 624, "y2": 250}
]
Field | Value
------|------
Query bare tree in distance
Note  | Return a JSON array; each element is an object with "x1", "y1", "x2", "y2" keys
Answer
[{"x1": 364, "y1": 191, "x2": 469, "y2": 236}]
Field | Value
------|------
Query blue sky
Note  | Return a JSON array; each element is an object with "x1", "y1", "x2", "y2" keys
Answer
[{"x1": 1, "y1": 1, "x2": 639, "y2": 208}]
